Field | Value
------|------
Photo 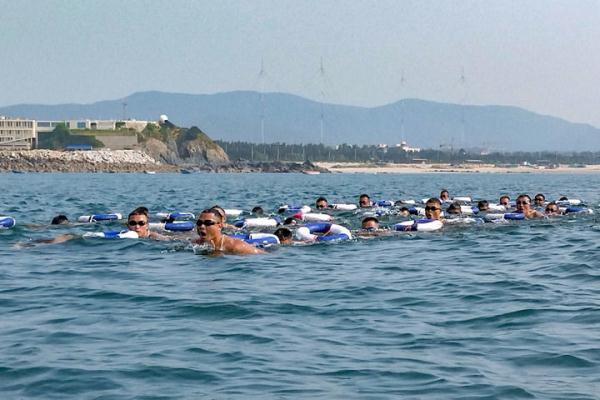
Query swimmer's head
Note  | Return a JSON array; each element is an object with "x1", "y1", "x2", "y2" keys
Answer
[
  {"x1": 545, "y1": 202, "x2": 560, "y2": 215},
  {"x1": 534, "y1": 193, "x2": 545, "y2": 206},
  {"x1": 499, "y1": 195, "x2": 510, "y2": 207},
  {"x1": 446, "y1": 202, "x2": 462, "y2": 215},
  {"x1": 274, "y1": 227, "x2": 293, "y2": 244},
  {"x1": 477, "y1": 200, "x2": 489, "y2": 212},
  {"x1": 425, "y1": 198, "x2": 443, "y2": 220},
  {"x1": 315, "y1": 197, "x2": 328, "y2": 210},
  {"x1": 439, "y1": 189, "x2": 450, "y2": 201},
  {"x1": 359, "y1": 194, "x2": 371, "y2": 208},
  {"x1": 127, "y1": 207, "x2": 150, "y2": 238},
  {"x1": 251, "y1": 206, "x2": 264, "y2": 216},
  {"x1": 284, "y1": 217, "x2": 299, "y2": 225},
  {"x1": 196, "y1": 208, "x2": 224, "y2": 240},
  {"x1": 361, "y1": 216, "x2": 379, "y2": 231},
  {"x1": 51, "y1": 215, "x2": 69, "y2": 225},
  {"x1": 399, "y1": 207, "x2": 410, "y2": 217}
]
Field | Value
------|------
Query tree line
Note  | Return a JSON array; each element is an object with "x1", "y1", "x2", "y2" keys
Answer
[{"x1": 215, "y1": 140, "x2": 600, "y2": 165}]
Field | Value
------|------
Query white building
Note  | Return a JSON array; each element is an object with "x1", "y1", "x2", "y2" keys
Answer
[
  {"x1": 36, "y1": 119, "x2": 156, "y2": 133},
  {"x1": 0, "y1": 117, "x2": 37, "y2": 150},
  {"x1": 395, "y1": 141, "x2": 421, "y2": 153}
]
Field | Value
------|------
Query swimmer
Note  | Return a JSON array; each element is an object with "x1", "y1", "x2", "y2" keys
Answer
[
  {"x1": 358, "y1": 194, "x2": 372, "y2": 208},
  {"x1": 51, "y1": 215, "x2": 69, "y2": 225},
  {"x1": 439, "y1": 189, "x2": 450, "y2": 202},
  {"x1": 545, "y1": 202, "x2": 561, "y2": 216},
  {"x1": 445, "y1": 202, "x2": 462, "y2": 215},
  {"x1": 315, "y1": 197, "x2": 329, "y2": 210},
  {"x1": 515, "y1": 195, "x2": 544, "y2": 218},
  {"x1": 477, "y1": 200, "x2": 489, "y2": 212},
  {"x1": 194, "y1": 208, "x2": 265, "y2": 255},
  {"x1": 425, "y1": 198, "x2": 444, "y2": 221},
  {"x1": 499, "y1": 195, "x2": 510, "y2": 208},
  {"x1": 251, "y1": 206, "x2": 265, "y2": 216},
  {"x1": 127, "y1": 207, "x2": 170, "y2": 240},
  {"x1": 356, "y1": 216, "x2": 391, "y2": 237},
  {"x1": 534, "y1": 193, "x2": 546, "y2": 207},
  {"x1": 361, "y1": 216, "x2": 379, "y2": 230},
  {"x1": 210, "y1": 205, "x2": 237, "y2": 230},
  {"x1": 274, "y1": 227, "x2": 294, "y2": 244}
]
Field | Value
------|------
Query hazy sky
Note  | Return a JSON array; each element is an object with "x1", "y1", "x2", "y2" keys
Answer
[{"x1": 2, "y1": 0, "x2": 600, "y2": 126}]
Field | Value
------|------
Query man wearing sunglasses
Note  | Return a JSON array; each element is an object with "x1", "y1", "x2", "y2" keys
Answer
[
  {"x1": 127, "y1": 207, "x2": 169, "y2": 240},
  {"x1": 515, "y1": 195, "x2": 544, "y2": 218},
  {"x1": 195, "y1": 209, "x2": 265, "y2": 255},
  {"x1": 424, "y1": 198, "x2": 444, "y2": 221}
]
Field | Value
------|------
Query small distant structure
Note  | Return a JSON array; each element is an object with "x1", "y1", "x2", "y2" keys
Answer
[
  {"x1": 0, "y1": 116, "x2": 36, "y2": 150},
  {"x1": 395, "y1": 141, "x2": 421, "y2": 153}
]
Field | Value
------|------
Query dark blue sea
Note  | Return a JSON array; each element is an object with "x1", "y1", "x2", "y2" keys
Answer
[{"x1": 1, "y1": 172, "x2": 600, "y2": 399}]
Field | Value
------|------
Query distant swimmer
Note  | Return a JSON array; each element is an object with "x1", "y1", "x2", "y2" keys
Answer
[
  {"x1": 534, "y1": 193, "x2": 546, "y2": 208},
  {"x1": 445, "y1": 202, "x2": 462, "y2": 215},
  {"x1": 194, "y1": 208, "x2": 265, "y2": 255},
  {"x1": 545, "y1": 202, "x2": 561, "y2": 216},
  {"x1": 274, "y1": 227, "x2": 294, "y2": 244},
  {"x1": 499, "y1": 195, "x2": 511, "y2": 208},
  {"x1": 127, "y1": 207, "x2": 170, "y2": 240},
  {"x1": 515, "y1": 195, "x2": 544, "y2": 218},
  {"x1": 251, "y1": 206, "x2": 265, "y2": 216},
  {"x1": 51, "y1": 215, "x2": 69, "y2": 225},
  {"x1": 358, "y1": 194, "x2": 372, "y2": 208},
  {"x1": 477, "y1": 200, "x2": 489, "y2": 212},
  {"x1": 439, "y1": 189, "x2": 450, "y2": 202},
  {"x1": 315, "y1": 196, "x2": 329, "y2": 210}
]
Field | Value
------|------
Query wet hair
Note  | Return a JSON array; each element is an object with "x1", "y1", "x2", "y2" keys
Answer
[
  {"x1": 558, "y1": 196, "x2": 568, "y2": 201},
  {"x1": 198, "y1": 208, "x2": 223, "y2": 222},
  {"x1": 361, "y1": 216, "x2": 379, "y2": 224},
  {"x1": 440, "y1": 189, "x2": 449, "y2": 198},
  {"x1": 51, "y1": 215, "x2": 69, "y2": 225},
  {"x1": 446, "y1": 202, "x2": 462, "y2": 214},
  {"x1": 210, "y1": 205, "x2": 226, "y2": 220},
  {"x1": 128, "y1": 206, "x2": 149, "y2": 220},
  {"x1": 359, "y1": 194, "x2": 370, "y2": 200},
  {"x1": 499, "y1": 195, "x2": 510, "y2": 203},
  {"x1": 274, "y1": 227, "x2": 293, "y2": 242},
  {"x1": 517, "y1": 194, "x2": 532, "y2": 202},
  {"x1": 251, "y1": 206, "x2": 264, "y2": 215},
  {"x1": 426, "y1": 198, "x2": 442, "y2": 207},
  {"x1": 315, "y1": 197, "x2": 328, "y2": 208},
  {"x1": 283, "y1": 217, "x2": 298, "y2": 225},
  {"x1": 477, "y1": 200, "x2": 489, "y2": 211},
  {"x1": 534, "y1": 193, "x2": 545, "y2": 201},
  {"x1": 399, "y1": 206, "x2": 410, "y2": 215}
]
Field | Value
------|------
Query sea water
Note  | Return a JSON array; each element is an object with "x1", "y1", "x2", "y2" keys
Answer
[{"x1": 1, "y1": 172, "x2": 599, "y2": 399}]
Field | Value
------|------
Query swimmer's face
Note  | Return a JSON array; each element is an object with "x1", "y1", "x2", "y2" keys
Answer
[
  {"x1": 425, "y1": 202, "x2": 442, "y2": 219},
  {"x1": 499, "y1": 197, "x2": 510, "y2": 207},
  {"x1": 316, "y1": 200, "x2": 328, "y2": 209},
  {"x1": 359, "y1": 196, "x2": 371, "y2": 208},
  {"x1": 534, "y1": 196, "x2": 545, "y2": 206},
  {"x1": 440, "y1": 191, "x2": 449, "y2": 201},
  {"x1": 545, "y1": 205, "x2": 559, "y2": 215},
  {"x1": 515, "y1": 197, "x2": 531, "y2": 212},
  {"x1": 196, "y1": 212, "x2": 222, "y2": 240},
  {"x1": 361, "y1": 220, "x2": 379, "y2": 230},
  {"x1": 127, "y1": 214, "x2": 149, "y2": 237}
]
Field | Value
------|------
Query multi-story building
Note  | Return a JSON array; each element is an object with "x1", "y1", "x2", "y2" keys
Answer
[{"x1": 0, "y1": 117, "x2": 37, "y2": 150}]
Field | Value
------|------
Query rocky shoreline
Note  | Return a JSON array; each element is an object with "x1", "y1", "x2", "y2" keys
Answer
[{"x1": 0, "y1": 150, "x2": 330, "y2": 173}]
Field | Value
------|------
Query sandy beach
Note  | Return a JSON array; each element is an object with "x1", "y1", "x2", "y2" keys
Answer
[{"x1": 316, "y1": 162, "x2": 600, "y2": 174}]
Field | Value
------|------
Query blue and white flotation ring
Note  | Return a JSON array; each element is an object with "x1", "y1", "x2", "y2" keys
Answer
[
  {"x1": 0, "y1": 216, "x2": 16, "y2": 229},
  {"x1": 78, "y1": 213, "x2": 123, "y2": 223},
  {"x1": 564, "y1": 206, "x2": 593, "y2": 215},
  {"x1": 156, "y1": 212, "x2": 195, "y2": 221},
  {"x1": 396, "y1": 199, "x2": 416, "y2": 205},
  {"x1": 83, "y1": 230, "x2": 139, "y2": 239},
  {"x1": 376, "y1": 200, "x2": 394, "y2": 207},
  {"x1": 224, "y1": 209, "x2": 244, "y2": 218},
  {"x1": 393, "y1": 219, "x2": 443, "y2": 232},
  {"x1": 295, "y1": 223, "x2": 352, "y2": 241},
  {"x1": 487, "y1": 204, "x2": 506, "y2": 212},
  {"x1": 484, "y1": 212, "x2": 526, "y2": 222},
  {"x1": 149, "y1": 221, "x2": 195, "y2": 232},
  {"x1": 300, "y1": 213, "x2": 333, "y2": 222},
  {"x1": 331, "y1": 203, "x2": 357, "y2": 211},
  {"x1": 444, "y1": 217, "x2": 484, "y2": 224},
  {"x1": 557, "y1": 198, "x2": 583, "y2": 207},
  {"x1": 459, "y1": 205, "x2": 480, "y2": 215},
  {"x1": 229, "y1": 232, "x2": 280, "y2": 246},
  {"x1": 452, "y1": 196, "x2": 472, "y2": 204},
  {"x1": 233, "y1": 216, "x2": 282, "y2": 229},
  {"x1": 278, "y1": 204, "x2": 311, "y2": 215}
]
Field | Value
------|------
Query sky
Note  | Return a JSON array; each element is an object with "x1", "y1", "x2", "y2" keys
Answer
[{"x1": 2, "y1": 0, "x2": 600, "y2": 126}]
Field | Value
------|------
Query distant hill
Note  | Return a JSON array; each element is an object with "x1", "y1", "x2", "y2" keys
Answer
[{"x1": 2, "y1": 90, "x2": 600, "y2": 152}]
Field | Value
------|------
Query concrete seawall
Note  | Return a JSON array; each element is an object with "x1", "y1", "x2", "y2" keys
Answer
[{"x1": 0, "y1": 150, "x2": 175, "y2": 172}]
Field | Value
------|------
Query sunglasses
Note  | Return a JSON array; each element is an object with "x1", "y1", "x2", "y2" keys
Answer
[
  {"x1": 425, "y1": 206, "x2": 441, "y2": 212},
  {"x1": 196, "y1": 219, "x2": 218, "y2": 227},
  {"x1": 128, "y1": 220, "x2": 147, "y2": 227},
  {"x1": 547, "y1": 208, "x2": 558, "y2": 213},
  {"x1": 516, "y1": 200, "x2": 530, "y2": 205}
]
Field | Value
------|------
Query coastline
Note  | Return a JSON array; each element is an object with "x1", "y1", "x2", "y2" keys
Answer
[{"x1": 315, "y1": 162, "x2": 600, "y2": 174}]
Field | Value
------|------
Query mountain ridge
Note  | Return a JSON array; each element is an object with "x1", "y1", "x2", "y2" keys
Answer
[{"x1": 2, "y1": 91, "x2": 599, "y2": 152}]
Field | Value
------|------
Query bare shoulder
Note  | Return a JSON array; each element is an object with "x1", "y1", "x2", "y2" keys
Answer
[{"x1": 227, "y1": 237, "x2": 267, "y2": 255}]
